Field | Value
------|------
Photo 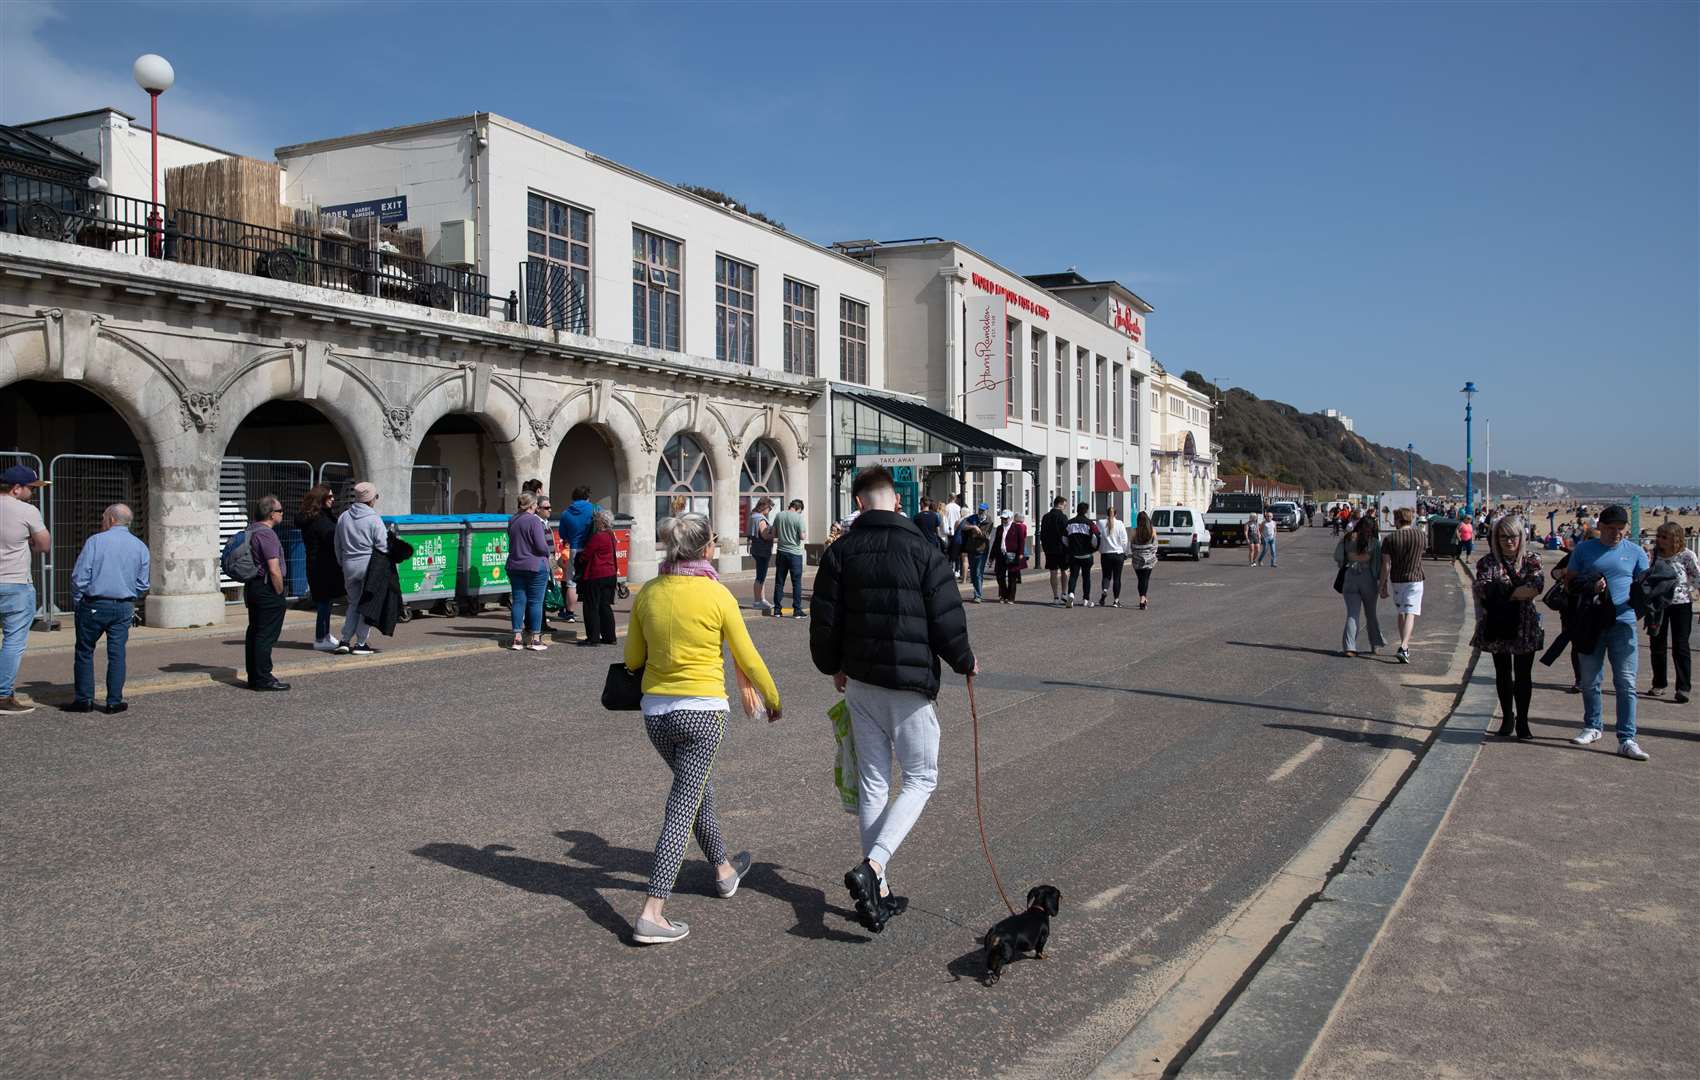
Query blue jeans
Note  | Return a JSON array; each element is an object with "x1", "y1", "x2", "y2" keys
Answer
[
  {"x1": 1579, "y1": 620, "x2": 1638, "y2": 741},
  {"x1": 509, "y1": 567, "x2": 546, "y2": 633},
  {"x1": 969, "y1": 552, "x2": 988, "y2": 599},
  {"x1": 74, "y1": 599, "x2": 133, "y2": 705},
  {"x1": 314, "y1": 597, "x2": 333, "y2": 642},
  {"x1": 1258, "y1": 537, "x2": 1277, "y2": 565},
  {"x1": 0, "y1": 582, "x2": 34, "y2": 697},
  {"x1": 773, "y1": 552, "x2": 804, "y2": 614}
]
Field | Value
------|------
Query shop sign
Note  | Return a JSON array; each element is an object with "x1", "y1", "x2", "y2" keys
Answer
[
  {"x1": 992, "y1": 456, "x2": 1023, "y2": 472},
  {"x1": 321, "y1": 195, "x2": 409, "y2": 224},
  {"x1": 855, "y1": 453, "x2": 942, "y2": 468},
  {"x1": 1111, "y1": 297, "x2": 1144, "y2": 342},
  {"x1": 965, "y1": 293, "x2": 1007, "y2": 429},
  {"x1": 971, "y1": 272, "x2": 1049, "y2": 320}
]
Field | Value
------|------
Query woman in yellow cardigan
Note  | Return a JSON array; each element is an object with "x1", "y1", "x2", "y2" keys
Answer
[{"x1": 626, "y1": 512, "x2": 782, "y2": 945}]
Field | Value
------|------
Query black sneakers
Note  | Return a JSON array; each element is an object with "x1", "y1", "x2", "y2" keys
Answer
[{"x1": 844, "y1": 859, "x2": 907, "y2": 933}]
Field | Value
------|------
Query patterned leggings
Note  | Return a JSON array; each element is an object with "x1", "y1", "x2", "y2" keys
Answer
[{"x1": 644, "y1": 709, "x2": 728, "y2": 900}]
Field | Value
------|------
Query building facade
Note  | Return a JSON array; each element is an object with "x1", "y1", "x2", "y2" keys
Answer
[{"x1": 1146, "y1": 360, "x2": 1217, "y2": 509}]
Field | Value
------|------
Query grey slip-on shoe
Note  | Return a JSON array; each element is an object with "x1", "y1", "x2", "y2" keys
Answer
[
  {"x1": 716, "y1": 851, "x2": 752, "y2": 898},
  {"x1": 632, "y1": 917, "x2": 690, "y2": 945}
]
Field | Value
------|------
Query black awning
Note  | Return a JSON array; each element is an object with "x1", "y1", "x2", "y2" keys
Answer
[{"x1": 838, "y1": 391, "x2": 1041, "y2": 473}]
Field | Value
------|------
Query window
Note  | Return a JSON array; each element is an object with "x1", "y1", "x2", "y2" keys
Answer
[
  {"x1": 1076, "y1": 347, "x2": 1089, "y2": 431},
  {"x1": 1054, "y1": 339, "x2": 1068, "y2": 426},
  {"x1": 1075, "y1": 460, "x2": 1089, "y2": 503},
  {"x1": 655, "y1": 433, "x2": 712, "y2": 532},
  {"x1": 715, "y1": 255, "x2": 756, "y2": 365},
  {"x1": 632, "y1": 227, "x2": 682, "y2": 350},
  {"x1": 1171, "y1": 394, "x2": 1185, "y2": 417},
  {"x1": 1095, "y1": 356, "x2": 1107, "y2": 435},
  {"x1": 840, "y1": 296, "x2": 868, "y2": 383},
  {"x1": 1130, "y1": 377, "x2": 1141, "y2": 442},
  {"x1": 1152, "y1": 510, "x2": 1171, "y2": 527},
  {"x1": 1029, "y1": 329, "x2": 1045, "y2": 422},
  {"x1": 526, "y1": 193, "x2": 591, "y2": 333},
  {"x1": 1113, "y1": 363, "x2": 1124, "y2": 439},
  {"x1": 1175, "y1": 511, "x2": 1193, "y2": 527},
  {"x1": 1055, "y1": 456, "x2": 1068, "y2": 503},
  {"x1": 783, "y1": 278, "x2": 817, "y2": 375},
  {"x1": 1005, "y1": 320, "x2": 1018, "y2": 422},
  {"x1": 739, "y1": 439, "x2": 786, "y2": 540}
]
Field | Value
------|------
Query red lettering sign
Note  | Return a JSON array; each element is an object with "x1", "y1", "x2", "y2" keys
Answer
[
  {"x1": 1111, "y1": 297, "x2": 1143, "y2": 342},
  {"x1": 971, "y1": 272, "x2": 1050, "y2": 321}
]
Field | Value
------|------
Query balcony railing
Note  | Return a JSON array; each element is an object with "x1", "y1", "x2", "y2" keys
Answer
[
  {"x1": 517, "y1": 259, "x2": 589, "y2": 333},
  {"x1": 1, "y1": 170, "x2": 514, "y2": 320}
]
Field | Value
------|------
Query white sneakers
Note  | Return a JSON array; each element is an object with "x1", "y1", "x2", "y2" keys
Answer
[
  {"x1": 1570, "y1": 728, "x2": 1602, "y2": 746},
  {"x1": 1618, "y1": 739, "x2": 1650, "y2": 762},
  {"x1": 312, "y1": 636, "x2": 341, "y2": 652},
  {"x1": 1063, "y1": 593, "x2": 1074, "y2": 608}
]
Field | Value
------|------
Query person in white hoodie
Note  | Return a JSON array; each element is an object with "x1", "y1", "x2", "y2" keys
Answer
[
  {"x1": 333, "y1": 482, "x2": 388, "y2": 656},
  {"x1": 1098, "y1": 506, "x2": 1129, "y2": 608}
]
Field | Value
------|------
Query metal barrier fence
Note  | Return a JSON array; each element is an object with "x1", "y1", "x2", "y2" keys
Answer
[
  {"x1": 46, "y1": 454, "x2": 148, "y2": 616},
  {"x1": 0, "y1": 451, "x2": 53, "y2": 626},
  {"x1": 218, "y1": 459, "x2": 314, "y2": 593},
  {"x1": 316, "y1": 463, "x2": 452, "y2": 515}
]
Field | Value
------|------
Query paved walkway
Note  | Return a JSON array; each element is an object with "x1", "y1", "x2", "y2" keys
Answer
[{"x1": 1304, "y1": 632, "x2": 1699, "y2": 1078}]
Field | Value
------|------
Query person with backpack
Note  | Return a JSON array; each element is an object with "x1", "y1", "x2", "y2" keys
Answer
[
  {"x1": 333, "y1": 482, "x2": 388, "y2": 656},
  {"x1": 1063, "y1": 502, "x2": 1101, "y2": 607},
  {"x1": 957, "y1": 502, "x2": 991, "y2": 603},
  {"x1": 747, "y1": 496, "x2": 775, "y2": 612},
  {"x1": 229, "y1": 494, "x2": 290, "y2": 692}
]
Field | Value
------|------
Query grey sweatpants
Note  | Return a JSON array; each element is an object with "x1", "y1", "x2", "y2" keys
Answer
[
  {"x1": 1341, "y1": 569, "x2": 1386, "y2": 653},
  {"x1": 339, "y1": 560, "x2": 370, "y2": 644},
  {"x1": 847, "y1": 678, "x2": 940, "y2": 872}
]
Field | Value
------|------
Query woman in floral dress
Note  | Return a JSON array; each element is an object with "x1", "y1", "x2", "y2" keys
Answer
[{"x1": 1473, "y1": 514, "x2": 1545, "y2": 739}]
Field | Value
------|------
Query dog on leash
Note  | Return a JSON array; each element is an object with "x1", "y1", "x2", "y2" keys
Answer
[{"x1": 983, "y1": 885, "x2": 1061, "y2": 984}]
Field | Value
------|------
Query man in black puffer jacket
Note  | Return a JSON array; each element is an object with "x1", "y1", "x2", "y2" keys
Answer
[{"x1": 811, "y1": 466, "x2": 977, "y2": 934}]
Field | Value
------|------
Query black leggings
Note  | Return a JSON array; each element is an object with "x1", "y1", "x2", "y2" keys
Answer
[
  {"x1": 1100, "y1": 554, "x2": 1125, "y2": 599},
  {"x1": 1491, "y1": 651, "x2": 1535, "y2": 721},
  {"x1": 1650, "y1": 602, "x2": 1693, "y2": 693},
  {"x1": 1135, "y1": 566, "x2": 1153, "y2": 598},
  {"x1": 1067, "y1": 560, "x2": 1093, "y2": 599}
]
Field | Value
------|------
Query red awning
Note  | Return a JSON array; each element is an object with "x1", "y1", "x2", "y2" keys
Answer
[{"x1": 1094, "y1": 459, "x2": 1131, "y2": 493}]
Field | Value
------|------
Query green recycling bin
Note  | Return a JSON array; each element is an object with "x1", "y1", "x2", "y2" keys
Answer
[
  {"x1": 385, "y1": 515, "x2": 464, "y2": 619},
  {"x1": 459, "y1": 514, "x2": 513, "y2": 611}
]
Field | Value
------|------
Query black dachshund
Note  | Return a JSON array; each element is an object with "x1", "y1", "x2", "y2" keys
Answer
[{"x1": 984, "y1": 885, "x2": 1061, "y2": 984}]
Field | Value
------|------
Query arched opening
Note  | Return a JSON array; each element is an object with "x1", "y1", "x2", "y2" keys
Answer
[
  {"x1": 655, "y1": 432, "x2": 712, "y2": 534},
  {"x1": 549, "y1": 423, "x2": 620, "y2": 512},
  {"x1": 738, "y1": 438, "x2": 786, "y2": 541},
  {"x1": 0, "y1": 380, "x2": 149, "y2": 615},
  {"x1": 415, "y1": 414, "x2": 507, "y2": 514},
  {"x1": 219, "y1": 400, "x2": 356, "y2": 599}
]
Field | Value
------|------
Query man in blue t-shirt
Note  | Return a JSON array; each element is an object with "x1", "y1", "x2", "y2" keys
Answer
[
  {"x1": 1563, "y1": 504, "x2": 1651, "y2": 760},
  {"x1": 556, "y1": 486, "x2": 598, "y2": 625}
]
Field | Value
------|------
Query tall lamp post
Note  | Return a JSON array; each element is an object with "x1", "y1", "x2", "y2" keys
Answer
[
  {"x1": 132, "y1": 53, "x2": 174, "y2": 258},
  {"x1": 1407, "y1": 442, "x2": 1415, "y2": 492},
  {"x1": 1460, "y1": 382, "x2": 1478, "y2": 516}
]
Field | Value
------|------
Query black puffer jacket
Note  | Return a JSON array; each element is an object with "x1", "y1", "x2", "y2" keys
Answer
[{"x1": 810, "y1": 509, "x2": 975, "y2": 699}]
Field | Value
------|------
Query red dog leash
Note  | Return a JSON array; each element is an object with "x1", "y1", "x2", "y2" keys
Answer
[{"x1": 967, "y1": 673, "x2": 1017, "y2": 916}]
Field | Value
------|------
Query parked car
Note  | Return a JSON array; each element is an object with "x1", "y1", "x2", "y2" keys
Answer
[
  {"x1": 1150, "y1": 506, "x2": 1210, "y2": 560},
  {"x1": 1269, "y1": 501, "x2": 1303, "y2": 531},
  {"x1": 1205, "y1": 493, "x2": 1265, "y2": 547}
]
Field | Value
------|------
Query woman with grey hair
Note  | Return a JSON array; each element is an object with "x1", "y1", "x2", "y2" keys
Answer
[
  {"x1": 1472, "y1": 513, "x2": 1544, "y2": 739},
  {"x1": 623, "y1": 512, "x2": 781, "y2": 945},
  {"x1": 574, "y1": 507, "x2": 619, "y2": 647}
]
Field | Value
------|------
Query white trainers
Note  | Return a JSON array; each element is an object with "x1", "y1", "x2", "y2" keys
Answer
[
  {"x1": 1063, "y1": 594, "x2": 1074, "y2": 608},
  {"x1": 1618, "y1": 739, "x2": 1649, "y2": 761},
  {"x1": 1571, "y1": 728, "x2": 1603, "y2": 746},
  {"x1": 312, "y1": 636, "x2": 341, "y2": 652}
]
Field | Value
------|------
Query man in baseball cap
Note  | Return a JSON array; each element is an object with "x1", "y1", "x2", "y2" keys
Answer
[
  {"x1": 1, "y1": 465, "x2": 52, "y2": 713},
  {"x1": 1562, "y1": 503, "x2": 1652, "y2": 760}
]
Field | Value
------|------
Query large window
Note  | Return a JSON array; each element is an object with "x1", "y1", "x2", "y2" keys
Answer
[
  {"x1": 1113, "y1": 363, "x2": 1124, "y2": 439},
  {"x1": 526, "y1": 193, "x2": 591, "y2": 333},
  {"x1": 1076, "y1": 347, "x2": 1089, "y2": 431},
  {"x1": 655, "y1": 433, "x2": 713, "y2": 532},
  {"x1": 1005, "y1": 319, "x2": 1018, "y2": 422},
  {"x1": 1096, "y1": 356, "x2": 1107, "y2": 435},
  {"x1": 739, "y1": 439, "x2": 786, "y2": 541},
  {"x1": 1029, "y1": 329, "x2": 1045, "y2": 423},
  {"x1": 632, "y1": 227, "x2": 682, "y2": 350},
  {"x1": 783, "y1": 278, "x2": 818, "y2": 375},
  {"x1": 715, "y1": 255, "x2": 755, "y2": 365},
  {"x1": 1130, "y1": 377, "x2": 1141, "y2": 443},
  {"x1": 1054, "y1": 338, "x2": 1068, "y2": 427},
  {"x1": 840, "y1": 296, "x2": 869, "y2": 383}
]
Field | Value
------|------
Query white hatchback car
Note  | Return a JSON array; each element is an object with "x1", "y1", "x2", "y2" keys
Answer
[{"x1": 1150, "y1": 506, "x2": 1211, "y2": 560}]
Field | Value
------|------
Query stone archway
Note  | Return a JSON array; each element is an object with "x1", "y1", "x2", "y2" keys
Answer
[{"x1": 404, "y1": 368, "x2": 528, "y2": 514}]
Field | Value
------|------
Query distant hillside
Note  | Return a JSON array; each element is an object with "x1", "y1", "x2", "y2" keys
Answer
[{"x1": 1178, "y1": 372, "x2": 1698, "y2": 501}]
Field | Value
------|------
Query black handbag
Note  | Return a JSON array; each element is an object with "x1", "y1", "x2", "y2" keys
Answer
[
  {"x1": 601, "y1": 662, "x2": 643, "y2": 711},
  {"x1": 1332, "y1": 563, "x2": 1348, "y2": 594}
]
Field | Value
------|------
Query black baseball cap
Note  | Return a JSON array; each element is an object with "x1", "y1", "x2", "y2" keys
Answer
[
  {"x1": 0, "y1": 465, "x2": 47, "y2": 488},
  {"x1": 1598, "y1": 504, "x2": 1629, "y2": 525}
]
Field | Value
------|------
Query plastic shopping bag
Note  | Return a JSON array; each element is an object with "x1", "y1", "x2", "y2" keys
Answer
[
  {"x1": 830, "y1": 697, "x2": 859, "y2": 814},
  {"x1": 735, "y1": 667, "x2": 768, "y2": 722}
]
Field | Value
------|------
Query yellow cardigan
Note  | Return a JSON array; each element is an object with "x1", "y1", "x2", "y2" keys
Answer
[{"x1": 624, "y1": 575, "x2": 781, "y2": 711}]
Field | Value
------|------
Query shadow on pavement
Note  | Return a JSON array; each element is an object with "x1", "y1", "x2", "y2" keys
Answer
[
  {"x1": 411, "y1": 839, "x2": 638, "y2": 941},
  {"x1": 1226, "y1": 640, "x2": 1349, "y2": 660},
  {"x1": 158, "y1": 661, "x2": 242, "y2": 686},
  {"x1": 1263, "y1": 721, "x2": 1424, "y2": 754}
]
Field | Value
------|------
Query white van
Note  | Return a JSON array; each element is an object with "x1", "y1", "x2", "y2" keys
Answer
[{"x1": 1150, "y1": 506, "x2": 1210, "y2": 560}]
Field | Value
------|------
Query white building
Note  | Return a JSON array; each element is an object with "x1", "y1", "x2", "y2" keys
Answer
[
  {"x1": 1323, "y1": 408, "x2": 1354, "y2": 432},
  {"x1": 835, "y1": 241, "x2": 1152, "y2": 522},
  {"x1": 1146, "y1": 360, "x2": 1216, "y2": 509},
  {"x1": 17, "y1": 107, "x2": 233, "y2": 202}
]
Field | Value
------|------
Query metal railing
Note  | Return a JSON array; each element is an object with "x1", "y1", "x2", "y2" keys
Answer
[
  {"x1": 1, "y1": 170, "x2": 513, "y2": 319},
  {"x1": 45, "y1": 453, "x2": 149, "y2": 617},
  {"x1": 517, "y1": 260, "x2": 589, "y2": 333}
]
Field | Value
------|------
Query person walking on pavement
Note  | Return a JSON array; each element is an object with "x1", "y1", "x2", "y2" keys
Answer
[
  {"x1": 958, "y1": 503, "x2": 991, "y2": 603},
  {"x1": 1456, "y1": 517, "x2": 1475, "y2": 563},
  {"x1": 0, "y1": 465, "x2": 51, "y2": 714},
  {"x1": 809, "y1": 466, "x2": 976, "y2": 934},
  {"x1": 1129, "y1": 511, "x2": 1159, "y2": 610},
  {"x1": 1646, "y1": 521, "x2": 1697, "y2": 705},
  {"x1": 334, "y1": 482, "x2": 387, "y2": 656},
  {"x1": 295, "y1": 485, "x2": 343, "y2": 652},
  {"x1": 941, "y1": 492, "x2": 965, "y2": 580},
  {"x1": 1256, "y1": 511, "x2": 1278, "y2": 567},
  {"x1": 1335, "y1": 516, "x2": 1386, "y2": 658},
  {"x1": 770, "y1": 499, "x2": 808, "y2": 617},
  {"x1": 1473, "y1": 514, "x2": 1545, "y2": 739},
  {"x1": 1379, "y1": 507, "x2": 1426, "y2": 663},
  {"x1": 506, "y1": 492, "x2": 551, "y2": 652},
  {"x1": 992, "y1": 509, "x2": 1028, "y2": 604},
  {"x1": 624, "y1": 513, "x2": 781, "y2": 945},
  {"x1": 575, "y1": 509, "x2": 619, "y2": 647},
  {"x1": 1039, "y1": 496, "x2": 1070, "y2": 605},
  {"x1": 1064, "y1": 502, "x2": 1102, "y2": 607},
  {"x1": 913, "y1": 498, "x2": 943, "y2": 556},
  {"x1": 1246, "y1": 512, "x2": 1262, "y2": 565},
  {"x1": 535, "y1": 495, "x2": 558, "y2": 636},
  {"x1": 65, "y1": 503, "x2": 148, "y2": 714},
  {"x1": 242, "y1": 495, "x2": 291, "y2": 692},
  {"x1": 558, "y1": 485, "x2": 598, "y2": 626},
  {"x1": 1098, "y1": 505, "x2": 1129, "y2": 608},
  {"x1": 747, "y1": 496, "x2": 775, "y2": 612},
  {"x1": 1562, "y1": 505, "x2": 1651, "y2": 760}
]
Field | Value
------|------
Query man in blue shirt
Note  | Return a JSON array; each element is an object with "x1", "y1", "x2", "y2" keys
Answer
[
  {"x1": 1563, "y1": 505, "x2": 1651, "y2": 760},
  {"x1": 67, "y1": 503, "x2": 150, "y2": 714},
  {"x1": 557, "y1": 486, "x2": 597, "y2": 625}
]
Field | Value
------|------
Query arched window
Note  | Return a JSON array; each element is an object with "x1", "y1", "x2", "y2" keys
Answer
[
  {"x1": 655, "y1": 433, "x2": 713, "y2": 533},
  {"x1": 739, "y1": 439, "x2": 786, "y2": 542}
]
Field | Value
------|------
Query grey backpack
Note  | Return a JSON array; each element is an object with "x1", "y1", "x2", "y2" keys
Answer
[{"x1": 221, "y1": 526, "x2": 260, "y2": 582}]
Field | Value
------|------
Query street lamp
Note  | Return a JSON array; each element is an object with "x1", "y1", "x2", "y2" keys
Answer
[
  {"x1": 1460, "y1": 382, "x2": 1478, "y2": 516},
  {"x1": 132, "y1": 53, "x2": 174, "y2": 257},
  {"x1": 1407, "y1": 442, "x2": 1415, "y2": 492}
]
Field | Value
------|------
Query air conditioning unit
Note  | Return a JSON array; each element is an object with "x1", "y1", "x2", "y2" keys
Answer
[{"x1": 437, "y1": 219, "x2": 476, "y2": 267}]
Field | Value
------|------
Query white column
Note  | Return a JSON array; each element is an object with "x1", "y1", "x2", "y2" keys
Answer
[{"x1": 146, "y1": 436, "x2": 226, "y2": 628}]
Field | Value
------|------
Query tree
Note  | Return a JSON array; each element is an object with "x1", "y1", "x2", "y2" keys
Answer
[{"x1": 675, "y1": 185, "x2": 786, "y2": 231}]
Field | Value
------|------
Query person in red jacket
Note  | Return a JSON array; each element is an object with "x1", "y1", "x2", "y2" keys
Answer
[{"x1": 575, "y1": 509, "x2": 619, "y2": 646}]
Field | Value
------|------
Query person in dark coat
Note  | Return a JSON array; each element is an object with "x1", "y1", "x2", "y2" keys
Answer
[
  {"x1": 357, "y1": 534, "x2": 412, "y2": 639},
  {"x1": 295, "y1": 485, "x2": 344, "y2": 651},
  {"x1": 1038, "y1": 496, "x2": 1070, "y2": 605},
  {"x1": 575, "y1": 509, "x2": 619, "y2": 647},
  {"x1": 809, "y1": 466, "x2": 976, "y2": 934}
]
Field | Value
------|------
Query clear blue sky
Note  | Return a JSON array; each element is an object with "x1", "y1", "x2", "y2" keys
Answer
[{"x1": 5, "y1": 1, "x2": 1695, "y2": 487}]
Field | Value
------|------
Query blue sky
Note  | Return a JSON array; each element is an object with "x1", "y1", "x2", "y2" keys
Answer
[{"x1": 5, "y1": 1, "x2": 1695, "y2": 487}]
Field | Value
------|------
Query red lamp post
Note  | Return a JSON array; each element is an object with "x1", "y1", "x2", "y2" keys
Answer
[{"x1": 132, "y1": 54, "x2": 175, "y2": 258}]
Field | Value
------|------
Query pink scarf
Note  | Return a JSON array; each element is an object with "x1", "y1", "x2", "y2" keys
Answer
[{"x1": 660, "y1": 559, "x2": 720, "y2": 580}]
